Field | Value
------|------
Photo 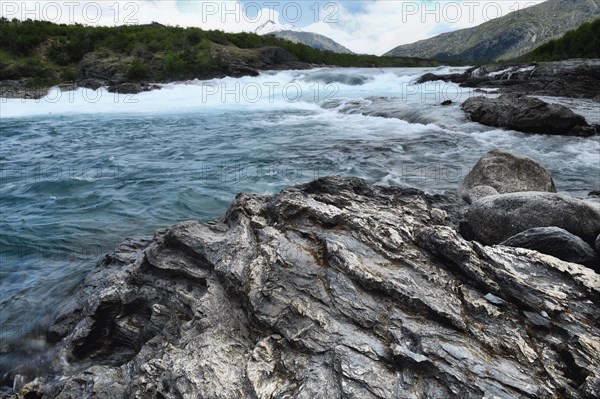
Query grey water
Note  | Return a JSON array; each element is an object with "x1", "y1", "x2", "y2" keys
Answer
[{"x1": 1, "y1": 67, "x2": 599, "y2": 362}]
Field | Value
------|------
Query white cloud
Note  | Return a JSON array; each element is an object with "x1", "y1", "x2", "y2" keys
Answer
[{"x1": 0, "y1": 1, "x2": 546, "y2": 55}]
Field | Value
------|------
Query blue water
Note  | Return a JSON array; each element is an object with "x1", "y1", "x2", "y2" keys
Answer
[{"x1": 1, "y1": 67, "x2": 599, "y2": 346}]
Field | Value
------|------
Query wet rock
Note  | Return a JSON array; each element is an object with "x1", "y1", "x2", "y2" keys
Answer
[
  {"x1": 461, "y1": 94, "x2": 594, "y2": 136},
  {"x1": 6, "y1": 177, "x2": 600, "y2": 399},
  {"x1": 423, "y1": 60, "x2": 600, "y2": 99},
  {"x1": 440, "y1": 100, "x2": 453, "y2": 106},
  {"x1": 596, "y1": 234, "x2": 600, "y2": 252},
  {"x1": 227, "y1": 65, "x2": 260, "y2": 78},
  {"x1": 468, "y1": 191, "x2": 600, "y2": 245},
  {"x1": 107, "y1": 82, "x2": 161, "y2": 94},
  {"x1": 78, "y1": 78, "x2": 106, "y2": 90},
  {"x1": 501, "y1": 227, "x2": 599, "y2": 270},
  {"x1": 458, "y1": 149, "x2": 556, "y2": 203}
]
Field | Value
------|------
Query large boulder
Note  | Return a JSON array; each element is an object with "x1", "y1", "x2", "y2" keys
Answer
[
  {"x1": 467, "y1": 192, "x2": 600, "y2": 245},
  {"x1": 501, "y1": 227, "x2": 599, "y2": 270},
  {"x1": 461, "y1": 94, "x2": 596, "y2": 136},
  {"x1": 5, "y1": 177, "x2": 600, "y2": 399},
  {"x1": 458, "y1": 149, "x2": 556, "y2": 203}
]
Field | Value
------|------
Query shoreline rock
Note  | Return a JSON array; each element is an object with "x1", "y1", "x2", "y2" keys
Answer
[
  {"x1": 461, "y1": 94, "x2": 598, "y2": 136},
  {"x1": 467, "y1": 191, "x2": 600, "y2": 246},
  {"x1": 2, "y1": 175, "x2": 599, "y2": 398},
  {"x1": 500, "y1": 227, "x2": 599, "y2": 270}
]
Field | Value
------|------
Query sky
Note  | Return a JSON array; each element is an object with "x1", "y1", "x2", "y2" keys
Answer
[{"x1": 1, "y1": 1, "x2": 546, "y2": 55}]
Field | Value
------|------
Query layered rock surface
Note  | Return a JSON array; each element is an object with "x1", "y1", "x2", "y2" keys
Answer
[{"x1": 7, "y1": 177, "x2": 600, "y2": 399}]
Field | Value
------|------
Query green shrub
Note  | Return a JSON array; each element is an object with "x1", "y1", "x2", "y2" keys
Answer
[{"x1": 127, "y1": 59, "x2": 150, "y2": 80}]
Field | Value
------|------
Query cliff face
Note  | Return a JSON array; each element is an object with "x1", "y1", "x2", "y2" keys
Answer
[
  {"x1": 7, "y1": 176, "x2": 599, "y2": 399},
  {"x1": 385, "y1": 0, "x2": 600, "y2": 61}
]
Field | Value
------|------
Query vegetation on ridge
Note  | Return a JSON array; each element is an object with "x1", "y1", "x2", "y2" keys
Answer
[
  {"x1": 525, "y1": 18, "x2": 600, "y2": 61},
  {"x1": 0, "y1": 18, "x2": 445, "y2": 89}
]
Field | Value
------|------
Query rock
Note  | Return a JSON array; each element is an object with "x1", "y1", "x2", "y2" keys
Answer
[
  {"x1": 78, "y1": 50, "x2": 129, "y2": 84},
  {"x1": 0, "y1": 79, "x2": 49, "y2": 99},
  {"x1": 501, "y1": 227, "x2": 599, "y2": 270},
  {"x1": 596, "y1": 234, "x2": 600, "y2": 252},
  {"x1": 421, "y1": 60, "x2": 600, "y2": 99},
  {"x1": 107, "y1": 82, "x2": 160, "y2": 94},
  {"x1": 440, "y1": 100, "x2": 453, "y2": 106},
  {"x1": 458, "y1": 149, "x2": 556, "y2": 203},
  {"x1": 227, "y1": 65, "x2": 260, "y2": 78},
  {"x1": 5, "y1": 177, "x2": 600, "y2": 399},
  {"x1": 461, "y1": 94, "x2": 594, "y2": 136},
  {"x1": 78, "y1": 78, "x2": 106, "y2": 90},
  {"x1": 463, "y1": 185, "x2": 499, "y2": 204},
  {"x1": 484, "y1": 293, "x2": 508, "y2": 307},
  {"x1": 467, "y1": 191, "x2": 600, "y2": 245}
]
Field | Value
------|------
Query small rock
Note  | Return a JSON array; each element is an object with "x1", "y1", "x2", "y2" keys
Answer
[
  {"x1": 108, "y1": 82, "x2": 160, "y2": 94},
  {"x1": 501, "y1": 227, "x2": 599, "y2": 270},
  {"x1": 227, "y1": 65, "x2": 260, "y2": 78},
  {"x1": 78, "y1": 78, "x2": 106, "y2": 90},
  {"x1": 464, "y1": 185, "x2": 499, "y2": 205},
  {"x1": 523, "y1": 311, "x2": 551, "y2": 329},
  {"x1": 458, "y1": 149, "x2": 556, "y2": 202},
  {"x1": 441, "y1": 100, "x2": 453, "y2": 106},
  {"x1": 484, "y1": 293, "x2": 508, "y2": 307}
]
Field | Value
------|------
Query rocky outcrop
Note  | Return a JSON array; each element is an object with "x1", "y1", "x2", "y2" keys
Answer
[
  {"x1": 501, "y1": 227, "x2": 599, "y2": 270},
  {"x1": 418, "y1": 60, "x2": 600, "y2": 99},
  {"x1": 458, "y1": 149, "x2": 556, "y2": 203},
  {"x1": 3, "y1": 176, "x2": 600, "y2": 399},
  {"x1": 467, "y1": 191, "x2": 600, "y2": 245},
  {"x1": 461, "y1": 94, "x2": 597, "y2": 136}
]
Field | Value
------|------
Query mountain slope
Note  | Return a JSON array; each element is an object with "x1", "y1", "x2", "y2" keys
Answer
[
  {"x1": 255, "y1": 20, "x2": 353, "y2": 54},
  {"x1": 385, "y1": 0, "x2": 600, "y2": 61}
]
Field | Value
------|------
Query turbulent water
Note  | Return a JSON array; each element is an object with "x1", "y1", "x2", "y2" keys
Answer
[{"x1": 1, "y1": 67, "x2": 599, "y2": 358}]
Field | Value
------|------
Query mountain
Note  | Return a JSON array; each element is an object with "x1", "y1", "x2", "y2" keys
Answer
[
  {"x1": 255, "y1": 20, "x2": 354, "y2": 54},
  {"x1": 384, "y1": 0, "x2": 600, "y2": 61}
]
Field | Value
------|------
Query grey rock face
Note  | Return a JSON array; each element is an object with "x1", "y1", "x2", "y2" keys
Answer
[
  {"x1": 458, "y1": 149, "x2": 556, "y2": 203},
  {"x1": 7, "y1": 177, "x2": 600, "y2": 399},
  {"x1": 501, "y1": 227, "x2": 599, "y2": 270},
  {"x1": 468, "y1": 191, "x2": 600, "y2": 245},
  {"x1": 461, "y1": 94, "x2": 595, "y2": 136}
]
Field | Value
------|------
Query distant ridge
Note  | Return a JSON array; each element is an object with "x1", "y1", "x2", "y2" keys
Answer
[
  {"x1": 385, "y1": 0, "x2": 600, "y2": 61},
  {"x1": 255, "y1": 20, "x2": 353, "y2": 54}
]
